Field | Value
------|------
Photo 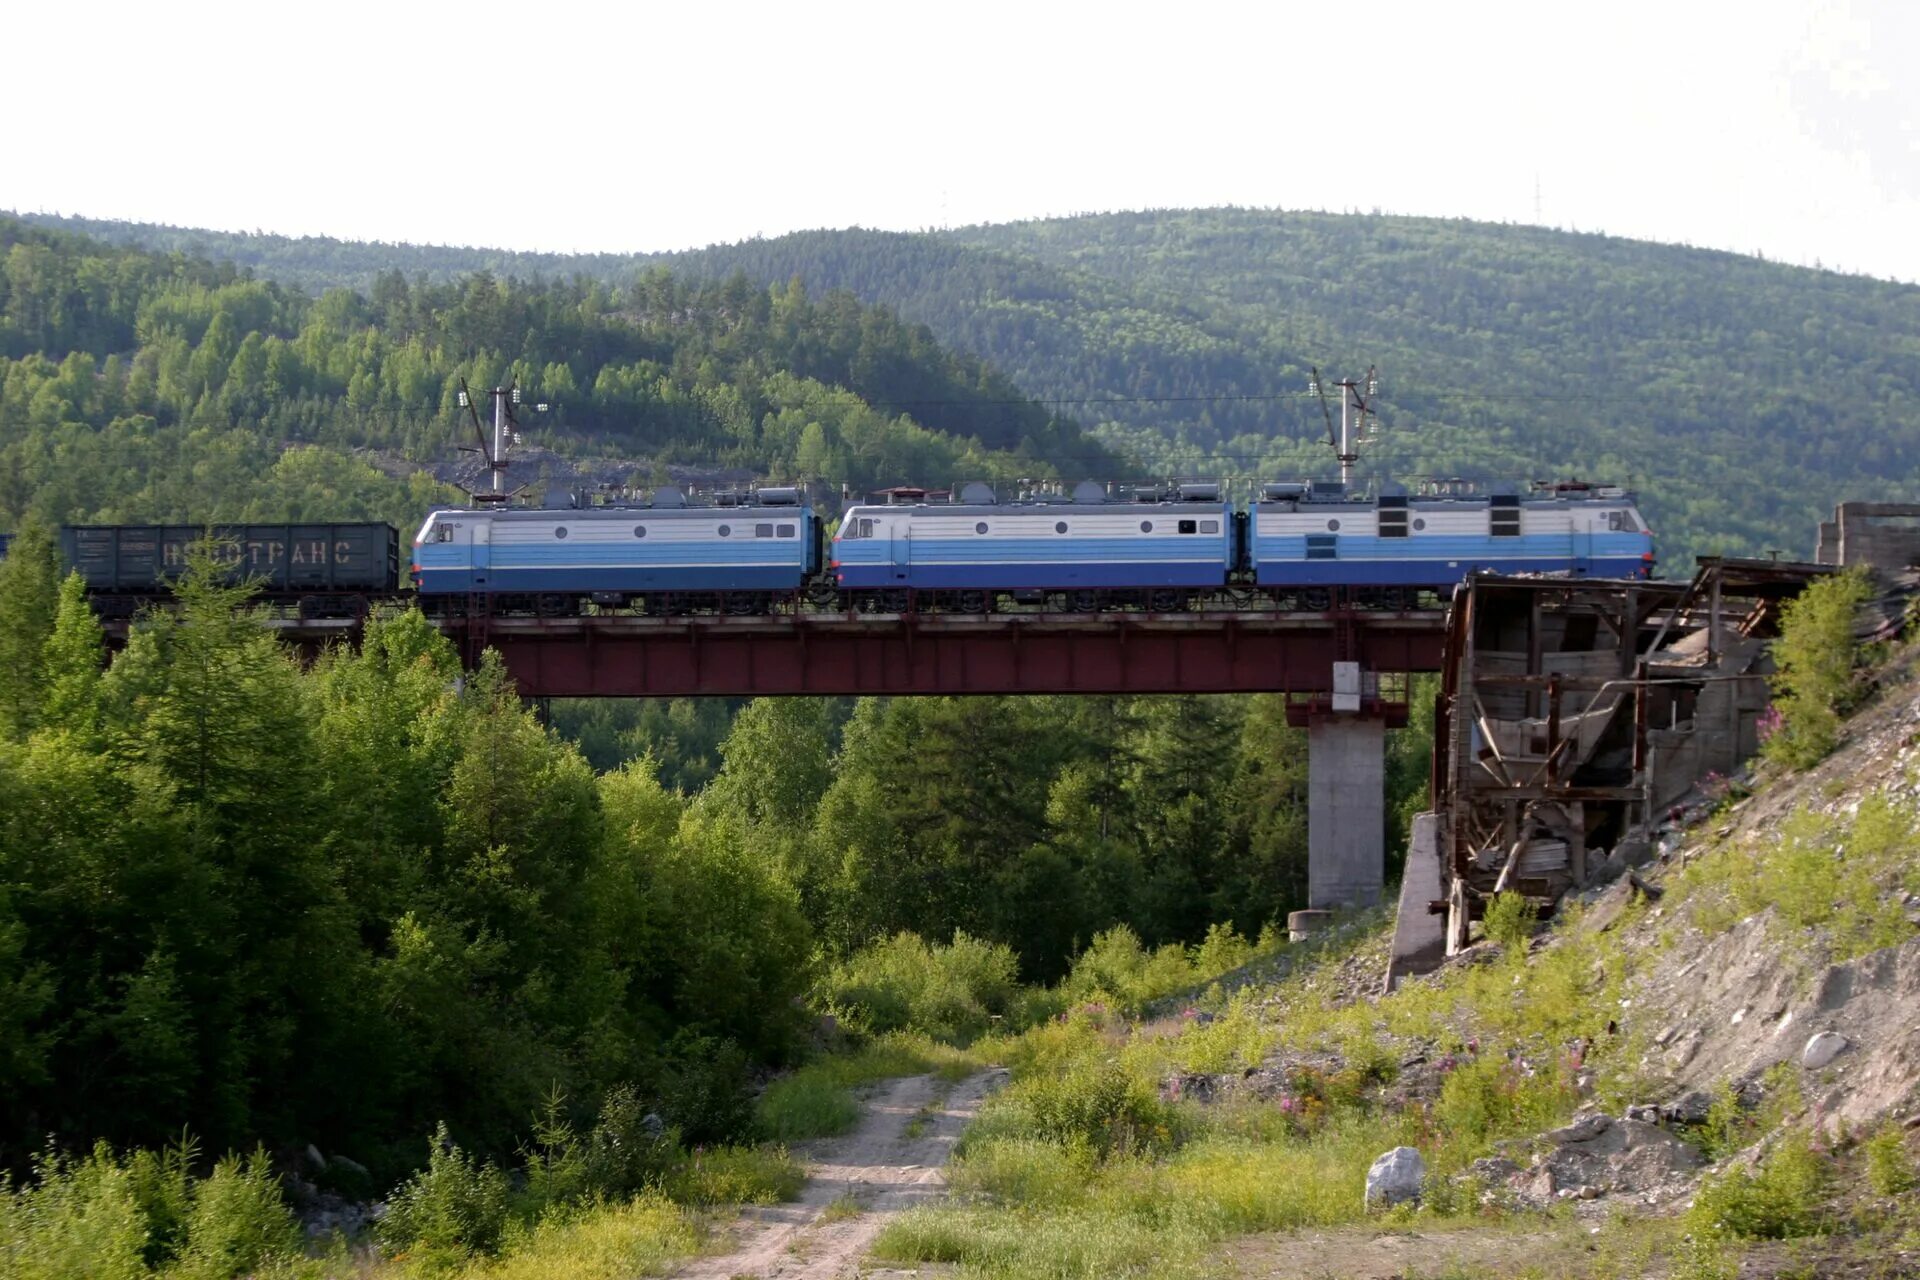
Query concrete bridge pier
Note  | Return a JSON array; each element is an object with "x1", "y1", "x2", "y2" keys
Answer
[{"x1": 1306, "y1": 713, "x2": 1387, "y2": 911}]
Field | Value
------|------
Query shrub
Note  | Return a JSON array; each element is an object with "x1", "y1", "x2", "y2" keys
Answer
[
  {"x1": 659, "y1": 1032, "x2": 757, "y2": 1145},
  {"x1": 438, "y1": 1194, "x2": 698, "y2": 1280},
  {"x1": 1763, "y1": 568, "x2": 1872, "y2": 769},
  {"x1": 659, "y1": 1145, "x2": 804, "y2": 1207},
  {"x1": 1431, "y1": 1055, "x2": 1576, "y2": 1149},
  {"x1": 756, "y1": 1072, "x2": 862, "y2": 1142},
  {"x1": 1482, "y1": 892, "x2": 1537, "y2": 953},
  {"x1": 1686, "y1": 1129, "x2": 1830, "y2": 1241},
  {"x1": 169, "y1": 1149, "x2": 302, "y2": 1280},
  {"x1": 995, "y1": 1057, "x2": 1177, "y2": 1159},
  {"x1": 0, "y1": 1137, "x2": 304, "y2": 1280},
  {"x1": 1863, "y1": 1123, "x2": 1916, "y2": 1197},
  {"x1": 817, "y1": 931, "x2": 1020, "y2": 1044},
  {"x1": 522, "y1": 1086, "x2": 679, "y2": 1214},
  {"x1": 0, "y1": 1145, "x2": 148, "y2": 1280},
  {"x1": 378, "y1": 1124, "x2": 513, "y2": 1264}
]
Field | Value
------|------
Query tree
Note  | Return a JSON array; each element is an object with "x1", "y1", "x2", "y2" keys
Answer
[
  {"x1": 39, "y1": 571, "x2": 103, "y2": 740},
  {"x1": 0, "y1": 519, "x2": 61, "y2": 738}
]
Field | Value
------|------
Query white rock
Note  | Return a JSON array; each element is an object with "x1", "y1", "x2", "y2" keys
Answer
[
  {"x1": 1365, "y1": 1146, "x2": 1426, "y2": 1209},
  {"x1": 1802, "y1": 1031, "x2": 1849, "y2": 1070}
]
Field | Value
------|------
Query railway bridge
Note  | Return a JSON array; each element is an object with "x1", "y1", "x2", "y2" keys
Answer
[{"x1": 226, "y1": 600, "x2": 1446, "y2": 915}]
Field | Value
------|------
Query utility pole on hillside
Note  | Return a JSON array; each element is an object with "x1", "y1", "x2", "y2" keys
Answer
[
  {"x1": 457, "y1": 379, "x2": 548, "y2": 504},
  {"x1": 1308, "y1": 365, "x2": 1380, "y2": 487}
]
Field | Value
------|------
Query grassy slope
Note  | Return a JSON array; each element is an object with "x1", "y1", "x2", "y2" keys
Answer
[{"x1": 858, "y1": 638, "x2": 1920, "y2": 1279}]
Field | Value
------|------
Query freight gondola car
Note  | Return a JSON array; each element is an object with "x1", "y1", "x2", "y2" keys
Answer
[
  {"x1": 831, "y1": 481, "x2": 1234, "y2": 612},
  {"x1": 411, "y1": 487, "x2": 821, "y2": 615},
  {"x1": 60, "y1": 523, "x2": 400, "y2": 616}
]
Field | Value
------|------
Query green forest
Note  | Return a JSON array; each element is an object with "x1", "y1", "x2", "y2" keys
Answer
[
  {"x1": 0, "y1": 215, "x2": 1106, "y2": 535},
  {"x1": 35, "y1": 207, "x2": 1920, "y2": 565},
  {"x1": 0, "y1": 527, "x2": 1428, "y2": 1177}
]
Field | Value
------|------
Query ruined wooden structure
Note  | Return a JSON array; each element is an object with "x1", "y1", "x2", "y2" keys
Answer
[{"x1": 1388, "y1": 558, "x2": 1832, "y2": 985}]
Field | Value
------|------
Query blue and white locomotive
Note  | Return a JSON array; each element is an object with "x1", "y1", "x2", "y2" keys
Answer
[
  {"x1": 1249, "y1": 479, "x2": 1654, "y2": 606},
  {"x1": 407, "y1": 477, "x2": 1653, "y2": 615},
  {"x1": 411, "y1": 487, "x2": 821, "y2": 614},
  {"x1": 832, "y1": 481, "x2": 1233, "y2": 611}
]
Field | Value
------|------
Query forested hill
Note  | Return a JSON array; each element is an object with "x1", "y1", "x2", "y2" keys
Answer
[
  {"x1": 38, "y1": 207, "x2": 1920, "y2": 563},
  {"x1": 0, "y1": 215, "x2": 1102, "y2": 530},
  {"x1": 657, "y1": 212, "x2": 1920, "y2": 564}
]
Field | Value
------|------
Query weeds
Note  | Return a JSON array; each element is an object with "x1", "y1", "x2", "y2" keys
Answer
[
  {"x1": 756, "y1": 1032, "x2": 979, "y2": 1141},
  {"x1": 815, "y1": 931, "x2": 1021, "y2": 1043},
  {"x1": 0, "y1": 1138, "x2": 307, "y2": 1280},
  {"x1": 1763, "y1": 567, "x2": 1872, "y2": 768},
  {"x1": 1483, "y1": 891, "x2": 1538, "y2": 953},
  {"x1": 1863, "y1": 1123, "x2": 1916, "y2": 1197},
  {"x1": 1687, "y1": 1129, "x2": 1831, "y2": 1242}
]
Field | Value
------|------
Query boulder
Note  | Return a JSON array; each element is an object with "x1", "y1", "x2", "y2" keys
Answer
[
  {"x1": 1365, "y1": 1145, "x2": 1426, "y2": 1209},
  {"x1": 1802, "y1": 1031, "x2": 1849, "y2": 1070},
  {"x1": 1658, "y1": 1090, "x2": 1720, "y2": 1128}
]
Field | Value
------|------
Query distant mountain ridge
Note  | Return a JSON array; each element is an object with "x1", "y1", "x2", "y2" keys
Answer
[{"x1": 24, "y1": 208, "x2": 1920, "y2": 563}]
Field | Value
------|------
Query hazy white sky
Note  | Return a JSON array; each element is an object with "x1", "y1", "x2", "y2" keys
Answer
[{"x1": 9, "y1": 0, "x2": 1918, "y2": 281}]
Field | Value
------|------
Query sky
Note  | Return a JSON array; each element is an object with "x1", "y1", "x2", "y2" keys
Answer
[{"x1": 9, "y1": 0, "x2": 1918, "y2": 282}]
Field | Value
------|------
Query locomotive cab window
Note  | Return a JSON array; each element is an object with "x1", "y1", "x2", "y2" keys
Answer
[
  {"x1": 856, "y1": 518, "x2": 874, "y2": 538},
  {"x1": 755, "y1": 523, "x2": 774, "y2": 538},
  {"x1": 1178, "y1": 519, "x2": 1197, "y2": 534},
  {"x1": 432, "y1": 525, "x2": 454, "y2": 543}
]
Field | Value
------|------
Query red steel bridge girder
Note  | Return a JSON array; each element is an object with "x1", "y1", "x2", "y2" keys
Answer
[{"x1": 445, "y1": 612, "x2": 1447, "y2": 698}]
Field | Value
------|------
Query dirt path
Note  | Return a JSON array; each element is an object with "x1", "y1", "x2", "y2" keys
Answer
[{"x1": 674, "y1": 1067, "x2": 1004, "y2": 1280}]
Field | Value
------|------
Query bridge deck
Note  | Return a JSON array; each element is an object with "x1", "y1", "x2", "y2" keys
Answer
[{"x1": 436, "y1": 608, "x2": 1448, "y2": 697}]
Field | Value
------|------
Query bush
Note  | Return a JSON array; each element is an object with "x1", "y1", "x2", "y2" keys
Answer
[
  {"x1": 1763, "y1": 568, "x2": 1872, "y2": 769},
  {"x1": 992, "y1": 1057, "x2": 1177, "y2": 1160},
  {"x1": 659, "y1": 1145, "x2": 804, "y2": 1207},
  {"x1": 169, "y1": 1149, "x2": 302, "y2": 1280},
  {"x1": 522, "y1": 1086, "x2": 679, "y2": 1215},
  {"x1": 756, "y1": 1072, "x2": 862, "y2": 1142},
  {"x1": 816, "y1": 932, "x2": 1020, "y2": 1044},
  {"x1": 1431, "y1": 1055, "x2": 1576, "y2": 1148},
  {"x1": 1482, "y1": 892, "x2": 1537, "y2": 953},
  {"x1": 0, "y1": 1145, "x2": 148, "y2": 1280},
  {"x1": 435, "y1": 1193, "x2": 698, "y2": 1280},
  {"x1": 0, "y1": 1137, "x2": 304, "y2": 1280},
  {"x1": 378, "y1": 1124, "x2": 513, "y2": 1264},
  {"x1": 1863, "y1": 1123, "x2": 1916, "y2": 1197},
  {"x1": 1686, "y1": 1129, "x2": 1830, "y2": 1241},
  {"x1": 659, "y1": 1032, "x2": 757, "y2": 1146}
]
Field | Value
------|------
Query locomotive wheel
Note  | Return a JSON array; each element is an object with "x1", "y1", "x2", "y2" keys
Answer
[
  {"x1": 1302, "y1": 589, "x2": 1331, "y2": 612},
  {"x1": 958, "y1": 590, "x2": 988, "y2": 614}
]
